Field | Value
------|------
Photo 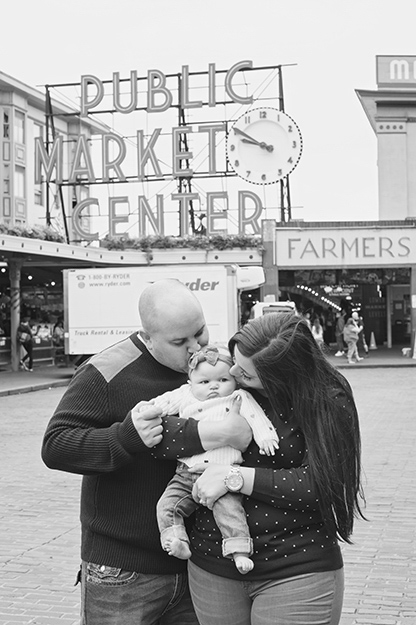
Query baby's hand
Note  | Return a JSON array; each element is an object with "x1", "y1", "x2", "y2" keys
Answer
[
  {"x1": 135, "y1": 400, "x2": 154, "y2": 412},
  {"x1": 258, "y1": 439, "x2": 279, "y2": 456}
]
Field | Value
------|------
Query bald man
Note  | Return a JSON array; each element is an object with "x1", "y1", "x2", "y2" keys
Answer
[{"x1": 42, "y1": 279, "x2": 250, "y2": 625}]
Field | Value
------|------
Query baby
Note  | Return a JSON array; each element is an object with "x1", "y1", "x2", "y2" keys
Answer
[{"x1": 146, "y1": 345, "x2": 279, "y2": 574}]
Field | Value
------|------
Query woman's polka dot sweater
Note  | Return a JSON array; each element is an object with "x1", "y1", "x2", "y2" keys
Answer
[{"x1": 189, "y1": 390, "x2": 344, "y2": 581}]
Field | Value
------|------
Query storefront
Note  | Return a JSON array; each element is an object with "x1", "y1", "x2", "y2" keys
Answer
[
  {"x1": 261, "y1": 219, "x2": 416, "y2": 349},
  {"x1": 0, "y1": 231, "x2": 263, "y2": 370}
]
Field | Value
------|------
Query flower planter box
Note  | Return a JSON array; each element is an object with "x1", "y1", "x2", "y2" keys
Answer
[{"x1": 143, "y1": 248, "x2": 262, "y2": 265}]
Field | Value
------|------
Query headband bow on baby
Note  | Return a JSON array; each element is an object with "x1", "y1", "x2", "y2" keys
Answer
[{"x1": 188, "y1": 346, "x2": 233, "y2": 372}]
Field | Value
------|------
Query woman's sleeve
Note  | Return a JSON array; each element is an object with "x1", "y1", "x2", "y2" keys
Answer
[
  {"x1": 151, "y1": 414, "x2": 204, "y2": 460},
  {"x1": 146, "y1": 385, "x2": 204, "y2": 459},
  {"x1": 251, "y1": 464, "x2": 320, "y2": 511}
]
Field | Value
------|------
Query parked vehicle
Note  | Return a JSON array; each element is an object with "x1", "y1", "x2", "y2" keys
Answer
[
  {"x1": 63, "y1": 264, "x2": 265, "y2": 356},
  {"x1": 250, "y1": 300, "x2": 298, "y2": 319}
]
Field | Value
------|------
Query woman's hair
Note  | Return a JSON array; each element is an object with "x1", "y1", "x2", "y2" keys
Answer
[{"x1": 229, "y1": 312, "x2": 365, "y2": 543}]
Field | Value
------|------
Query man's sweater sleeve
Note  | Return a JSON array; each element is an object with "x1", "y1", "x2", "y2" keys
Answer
[{"x1": 41, "y1": 365, "x2": 147, "y2": 475}]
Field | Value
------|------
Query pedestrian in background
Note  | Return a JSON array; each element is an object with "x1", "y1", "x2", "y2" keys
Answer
[
  {"x1": 334, "y1": 311, "x2": 346, "y2": 357},
  {"x1": 17, "y1": 315, "x2": 34, "y2": 371},
  {"x1": 42, "y1": 279, "x2": 251, "y2": 625},
  {"x1": 343, "y1": 317, "x2": 363, "y2": 364},
  {"x1": 352, "y1": 311, "x2": 369, "y2": 356}
]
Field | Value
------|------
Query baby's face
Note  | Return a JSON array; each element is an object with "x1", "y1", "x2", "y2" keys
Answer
[{"x1": 190, "y1": 360, "x2": 236, "y2": 401}]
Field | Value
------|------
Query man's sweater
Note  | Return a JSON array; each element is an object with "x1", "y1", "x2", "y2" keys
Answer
[{"x1": 42, "y1": 333, "x2": 204, "y2": 574}]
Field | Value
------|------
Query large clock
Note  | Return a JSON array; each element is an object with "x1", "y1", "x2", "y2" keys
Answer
[{"x1": 226, "y1": 107, "x2": 302, "y2": 185}]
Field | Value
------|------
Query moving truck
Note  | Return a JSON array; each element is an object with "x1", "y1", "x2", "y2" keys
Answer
[{"x1": 63, "y1": 264, "x2": 265, "y2": 356}]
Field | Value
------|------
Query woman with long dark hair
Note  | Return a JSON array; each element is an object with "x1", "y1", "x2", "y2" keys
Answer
[{"x1": 188, "y1": 312, "x2": 365, "y2": 625}]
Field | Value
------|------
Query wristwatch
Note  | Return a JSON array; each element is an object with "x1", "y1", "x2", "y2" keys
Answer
[{"x1": 224, "y1": 466, "x2": 244, "y2": 492}]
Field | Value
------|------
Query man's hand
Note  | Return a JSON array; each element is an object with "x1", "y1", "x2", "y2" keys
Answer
[
  {"x1": 131, "y1": 402, "x2": 164, "y2": 448},
  {"x1": 198, "y1": 395, "x2": 252, "y2": 452}
]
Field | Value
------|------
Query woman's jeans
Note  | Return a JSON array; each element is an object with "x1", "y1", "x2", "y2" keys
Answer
[
  {"x1": 80, "y1": 561, "x2": 199, "y2": 625},
  {"x1": 188, "y1": 561, "x2": 344, "y2": 625}
]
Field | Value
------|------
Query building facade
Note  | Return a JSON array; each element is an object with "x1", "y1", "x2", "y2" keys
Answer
[
  {"x1": 0, "y1": 71, "x2": 105, "y2": 236},
  {"x1": 356, "y1": 55, "x2": 416, "y2": 220}
]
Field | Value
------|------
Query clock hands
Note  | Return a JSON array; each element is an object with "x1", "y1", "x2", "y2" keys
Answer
[
  {"x1": 233, "y1": 127, "x2": 274, "y2": 152},
  {"x1": 242, "y1": 138, "x2": 274, "y2": 152}
]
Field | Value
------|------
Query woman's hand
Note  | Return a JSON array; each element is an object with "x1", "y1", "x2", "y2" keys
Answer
[{"x1": 189, "y1": 463, "x2": 231, "y2": 509}]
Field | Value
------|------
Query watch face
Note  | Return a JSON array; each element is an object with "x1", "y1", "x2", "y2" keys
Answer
[
  {"x1": 226, "y1": 107, "x2": 302, "y2": 184},
  {"x1": 225, "y1": 470, "x2": 244, "y2": 492}
]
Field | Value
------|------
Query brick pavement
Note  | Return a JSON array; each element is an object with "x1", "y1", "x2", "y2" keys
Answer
[
  {"x1": 340, "y1": 368, "x2": 416, "y2": 625},
  {"x1": 0, "y1": 367, "x2": 415, "y2": 624},
  {"x1": 0, "y1": 389, "x2": 81, "y2": 625}
]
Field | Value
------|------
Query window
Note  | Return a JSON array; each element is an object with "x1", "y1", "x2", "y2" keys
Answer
[
  {"x1": 14, "y1": 110, "x2": 25, "y2": 144},
  {"x1": 3, "y1": 164, "x2": 10, "y2": 194},
  {"x1": 14, "y1": 166, "x2": 25, "y2": 198},
  {"x1": 3, "y1": 110, "x2": 9, "y2": 139}
]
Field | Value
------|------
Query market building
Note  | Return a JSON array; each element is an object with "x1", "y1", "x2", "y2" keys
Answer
[{"x1": 261, "y1": 218, "x2": 415, "y2": 350}]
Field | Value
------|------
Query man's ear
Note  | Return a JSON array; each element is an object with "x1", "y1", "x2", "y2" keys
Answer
[{"x1": 139, "y1": 329, "x2": 151, "y2": 346}]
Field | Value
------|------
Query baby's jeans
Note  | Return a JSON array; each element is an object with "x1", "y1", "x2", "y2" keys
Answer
[{"x1": 157, "y1": 462, "x2": 253, "y2": 558}]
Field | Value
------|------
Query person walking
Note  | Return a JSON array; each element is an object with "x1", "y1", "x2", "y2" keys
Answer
[
  {"x1": 41, "y1": 279, "x2": 251, "y2": 625},
  {"x1": 352, "y1": 311, "x2": 368, "y2": 356},
  {"x1": 334, "y1": 311, "x2": 346, "y2": 357},
  {"x1": 169, "y1": 313, "x2": 365, "y2": 625},
  {"x1": 343, "y1": 317, "x2": 363, "y2": 364},
  {"x1": 17, "y1": 315, "x2": 34, "y2": 371}
]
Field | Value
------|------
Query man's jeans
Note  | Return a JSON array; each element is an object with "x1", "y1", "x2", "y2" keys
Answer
[
  {"x1": 80, "y1": 561, "x2": 199, "y2": 624},
  {"x1": 157, "y1": 462, "x2": 253, "y2": 558}
]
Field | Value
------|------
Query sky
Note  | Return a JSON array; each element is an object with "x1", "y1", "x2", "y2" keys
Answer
[{"x1": 3, "y1": 0, "x2": 416, "y2": 231}]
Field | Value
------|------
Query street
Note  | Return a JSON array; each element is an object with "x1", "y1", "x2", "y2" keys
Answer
[{"x1": 1, "y1": 367, "x2": 415, "y2": 625}]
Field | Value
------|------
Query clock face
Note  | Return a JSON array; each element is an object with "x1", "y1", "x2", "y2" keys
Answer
[{"x1": 226, "y1": 107, "x2": 303, "y2": 184}]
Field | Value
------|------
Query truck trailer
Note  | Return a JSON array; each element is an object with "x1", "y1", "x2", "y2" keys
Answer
[{"x1": 63, "y1": 264, "x2": 265, "y2": 356}]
